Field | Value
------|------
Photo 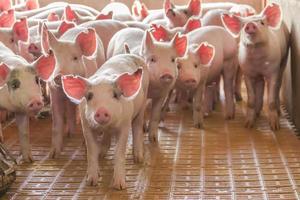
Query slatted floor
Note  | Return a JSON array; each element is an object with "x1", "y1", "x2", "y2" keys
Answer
[{"x1": 2, "y1": 93, "x2": 300, "y2": 200}]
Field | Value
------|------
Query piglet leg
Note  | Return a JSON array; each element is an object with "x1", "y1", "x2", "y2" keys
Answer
[
  {"x1": 244, "y1": 76, "x2": 256, "y2": 128},
  {"x1": 66, "y1": 100, "x2": 77, "y2": 137},
  {"x1": 15, "y1": 113, "x2": 33, "y2": 163},
  {"x1": 267, "y1": 74, "x2": 280, "y2": 131},
  {"x1": 148, "y1": 97, "x2": 165, "y2": 143}
]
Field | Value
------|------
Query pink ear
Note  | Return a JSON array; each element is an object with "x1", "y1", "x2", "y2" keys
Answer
[
  {"x1": 221, "y1": 13, "x2": 242, "y2": 37},
  {"x1": 0, "y1": 9, "x2": 15, "y2": 27},
  {"x1": 41, "y1": 23, "x2": 50, "y2": 54},
  {"x1": 173, "y1": 34, "x2": 187, "y2": 57},
  {"x1": 47, "y1": 12, "x2": 59, "y2": 22},
  {"x1": 116, "y1": 68, "x2": 143, "y2": 98},
  {"x1": 185, "y1": 17, "x2": 201, "y2": 33},
  {"x1": 132, "y1": 1, "x2": 140, "y2": 17},
  {"x1": 263, "y1": 3, "x2": 282, "y2": 29},
  {"x1": 188, "y1": 0, "x2": 201, "y2": 16},
  {"x1": 26, "y1": 0, "x2": 39, "y2": 10},
  {"x1": 196, "y1": 42, "x2": 215, "y2": 66},
  {"x1": 96, "y1": 11, "x2": 113, "y2": 20},
  {"x1": 0, "y1": 63, "x2": 10, "y2": 87},
  {"x1": 58, "y1": 21, "x2": 75, "y2": 36},
  {"x1": 140, "y1": 3, "x2": 149, "y2": 19},
  {"x1": 62, "y1": 75, "x2": 87, "y2": 102},
  {"x1": 35, "y1": 50, "x2": 56, "y2": 81},
  {"x1": 150, "y1": 24, "x2": 169, "y2": 42},
  {"x1": 64, "y1": 5, "x2": 78, "y2": 22},
  {"x1": 75, "y1": 28, "x2": 97, "y2": 56},
  {"x1": 0, "y1": 0, "x2": 11, "y2": 11},
  {"x1": 13, "y1": 18, "x2": 28, "y2": 42},
  {"x1": 164, "y1": 0, "x2": 173, "y2": 14}
]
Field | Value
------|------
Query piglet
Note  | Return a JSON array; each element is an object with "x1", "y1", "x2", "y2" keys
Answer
[
  {"x1": 62, "y1": 54, "x2": 149, "y2": 190},
  {"x1": 0, "y1": 42, "x2": 56, "y2": 162},
  {"x1": 41, "y1": 24, "x2": 106, "y2": 158},
  {"x1": 222, "y1": 3, "x2": 290, "y2": 130}
]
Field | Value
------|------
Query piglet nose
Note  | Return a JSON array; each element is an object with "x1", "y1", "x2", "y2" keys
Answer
[
  {"x1": 184, "y1": 79, "x2": 197, "y2": 87},
  {"x1": 28, "y1": 44, "x2": 38, "y2": 52},
  {"x1": 160, "y1": 73, "x2": 174, "y2": 84},
  {"x1": 94, "y1": 108, "x2": 111, "y2": 125},
  {"x1": 27, "y1": 98, "x2": 44, "y2": 113},
  {"x1": 245, "y1": 22, "x2": 257, "y2": 34}
]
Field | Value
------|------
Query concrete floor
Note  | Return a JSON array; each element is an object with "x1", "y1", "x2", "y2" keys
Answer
[{"x1": 2, "y1": 95, "x2": 300, "y2": 199}]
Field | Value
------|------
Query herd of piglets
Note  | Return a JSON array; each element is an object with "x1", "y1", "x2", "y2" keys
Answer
[{"x1": 0, "y1": 0, "x2": 290, "y2": 190}]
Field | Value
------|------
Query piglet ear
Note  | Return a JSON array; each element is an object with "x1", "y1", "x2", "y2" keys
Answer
[
  {"x1": 196, "y1": 42, "x2": 215, "y2": 67},
  {"x1": 141, "y1": 30, "x2": 154, "y2": 54},
  {"x1": 34, "y1": 50, "x2": 56, "y2": 81},
  {"x1": 40, "y1": 23, "x2": 52, "y2": 54},
  {"x1": 13, "y1": 18, "x2": 28, "y2": 42},
  {"x1": 140, "y1": 3, "x2": 149, "y2": 19},
  {"x1": 184, "y1": 17, "x2": 201, "y2": 33},
  {"x1": 262, "y1": 3, "x2": 282, "y2": 29},
  {"x1": 62, "y1": 75, "x2": 87, "y2": 104},
  {"x1": 172, "y1": 33, "x2": 187, "y2": 57},
  {"x1": 64, "y1": 5, "x2": 78, "y2": 22},
  {"x1": 150, "y1": 24, "x2": 169, "y2": 42},
  {"x1": 188, "y1": 0, "x2": 201, "y2": 16},
  {"x1": 26, "y1": 0, "x2": 39, "y2": 10},
  {"x1": 221, "y1": 13, "x2": 242, "y2": 38},
  {"x1": 164, "y1": 0, "x2": 174, "y2": 14},
  {"x1": 0, "y1": 0, "x2": 11, "y2": 12},
  {"x1": 95, "y1": 11, "x2": 113, "y2": 20},
  {"x1": 0, "y1": 9, "x2": 15, "y2": 28},
  {"x1": 132, "y1": 0, "x2": 140, "y2": 17},
  {"x1": 0, "y1": 63, "x2": 10, "y2": 87},
  {"x1": 116, "y1": 68, "x2": 143, "y2": 98},
  {"x1": 75, "y1": 28, "x2": 97, "y2": 57},
  {"x1": 57, "y1": 21, "x2": 75, "y2": 36},
  {"x1": 47, "y1": 12, "x2": 59, "y2": 22}
]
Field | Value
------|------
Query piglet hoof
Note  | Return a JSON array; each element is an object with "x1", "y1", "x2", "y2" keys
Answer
[
  {"x1": 17, "y1": 154, "x2": 34, "y2": 164},
  {"x1": 143, "y1": 124, "x2": 149, "y2": 133},
  {"x1": 133, "y1": 151, "x2": 144, "y2": 164},
  {"x1": 194, "y1": 122, "x2": 204, "y2": 129},
  {"x1": 148, "y1": 133, "x2": 158, "y2": 143},
  {"x1": 86, "y1": 170, "x2": 99, "y2": 186},
  {"x1": 48, "y1": 147, "x2": 61, "y2": 159},
  {"x1": 225, "y1": 113, "x2": 235, "y2": 120},
  {"x1": 269, "y1": 112, "x2": 280, "y2": 131},
  {"x1": 235, "y1": 93, "x2": 243, "y2": 102},
  {"x1": 111, "y1": 176, "x2": 126, "y2": 190}
]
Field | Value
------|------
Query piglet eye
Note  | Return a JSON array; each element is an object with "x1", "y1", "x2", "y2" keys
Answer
[
  {"x1": 194, "y1": 64, "x2": 198, "y2": 69},
  {"x1": 11, "y1": 79, "x2": 20, "y2": 90},
  {"x1": 10, "y1": 38, "x2": 14, "y2": 43},
  {"x1": 35, "y1": 76, "x2": 39, "y2": 85},
  {"x1": 150, "y1": 57, "x2": 156, "y2": 63},
  {"x1": 171, "y1": 57, "x2": 175, "y2": 63},
  {"x1": 73, "y1": 56, "x2": 78, "y2": 61},
  {"x1": 86, "y1": 92, "x2": 93, "y2": 101},
  {"x1": 260, "y1": 21, "x2": 265, "y2": 25},
  {"x1": 113, "y1": 90, "x2": 120, "y2": 100},
  {"x1": 184, "y1": 10, "x2": 188, "y2": 15}
]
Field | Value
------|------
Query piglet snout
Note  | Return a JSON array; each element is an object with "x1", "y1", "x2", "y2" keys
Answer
[
  {"x1": 245, "y1": 22, "x2": 257, "y2": 34},
  {"x1": 160, "y1": 73, "x2": 174, "y2": 84},
  {"x1": 27, "y1": 98, "x2": 44, "y2": 113},
  {"x1": 94, "y1": 108, "x2": 111, "y2": 125},
  {"x1": 184, "y1": 79, "x2": 197, "y2": 87}
]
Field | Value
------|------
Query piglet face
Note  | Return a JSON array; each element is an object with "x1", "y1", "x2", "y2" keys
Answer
[
  {"x1": 141, "y1": 31, "x2": 187, "y2": 87},
  {"x1": 177, "y1": 42, "x2": 215, "y2": 89},
  {"x1": 62, "y1": 68, "x2": 143, "y2": 129},
  {"x1": 0, "y1": 18, "x2": 28, "y2": 54},
  {"x1": 164, "y1": 0, "x2": 201, "y2": 27},
  {"x1": 222, "y1": 3, "x2": 282, "y2": 45},
  {"x1": 1, "y1": 53, "x2": 55, "y2": 114},
  {"x1": 42, "y1": 25, "x2": 97, "y2": 79}
]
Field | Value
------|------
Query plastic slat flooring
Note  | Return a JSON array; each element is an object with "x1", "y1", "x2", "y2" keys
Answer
[{"x1": 2, "y1": 97, "x2": 300, "y2": 200}]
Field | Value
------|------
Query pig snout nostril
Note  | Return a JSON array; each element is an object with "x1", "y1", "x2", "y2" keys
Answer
[
  {"x1": 245, "y1": 23, "x2": 257, "y2": 34},
  {"x1": 160, "y1": 74, "x2": 174, "y2": 84},
  {"x1": 28, "y1": 99, "x2": 44, "y2": 112},
  {"x1": 94, "y1": 108, "x2": 111, "y2": 125}
]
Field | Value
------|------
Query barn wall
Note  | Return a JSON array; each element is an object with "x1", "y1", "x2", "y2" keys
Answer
[{"x1": 39, "y1": 0, "x2": 263, "y2": 12}]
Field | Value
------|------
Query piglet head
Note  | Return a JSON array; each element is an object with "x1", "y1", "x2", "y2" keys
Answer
[
  {"x1": 0, "y1": 9, "x2": 15, "y2": 28},
  {"x1": 222, "y1": 3, "x2": 282, "y2": 44},
  {"x1": 62, "y1": 68, "x2": 143, "y2": 129},
  {"x1": 141, "y1": 31, "x2": 187, "y2": 86},
  {"x1": 42, "y1": 25, "x2": 97, "y2": 80},
  {"x1": 164, "y1": 0, "x2": 201, "y2": 28},
  {"x1": 177, "y1": 42, "x2": 215, "y2": 89}
]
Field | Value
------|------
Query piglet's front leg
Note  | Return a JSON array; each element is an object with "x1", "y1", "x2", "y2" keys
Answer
[
  {"x1": 112, "y1": 124, "x2": 130, "y2": 190},
  {"x1": 15, "y1": 113, "x2": 33, "y2": 163},
  {"x1": 193, "y1": 82, "x2": 206, "y2": 129},
  {"x1": 148, "y1": 97, "x2": 165, "y2": 143}
]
